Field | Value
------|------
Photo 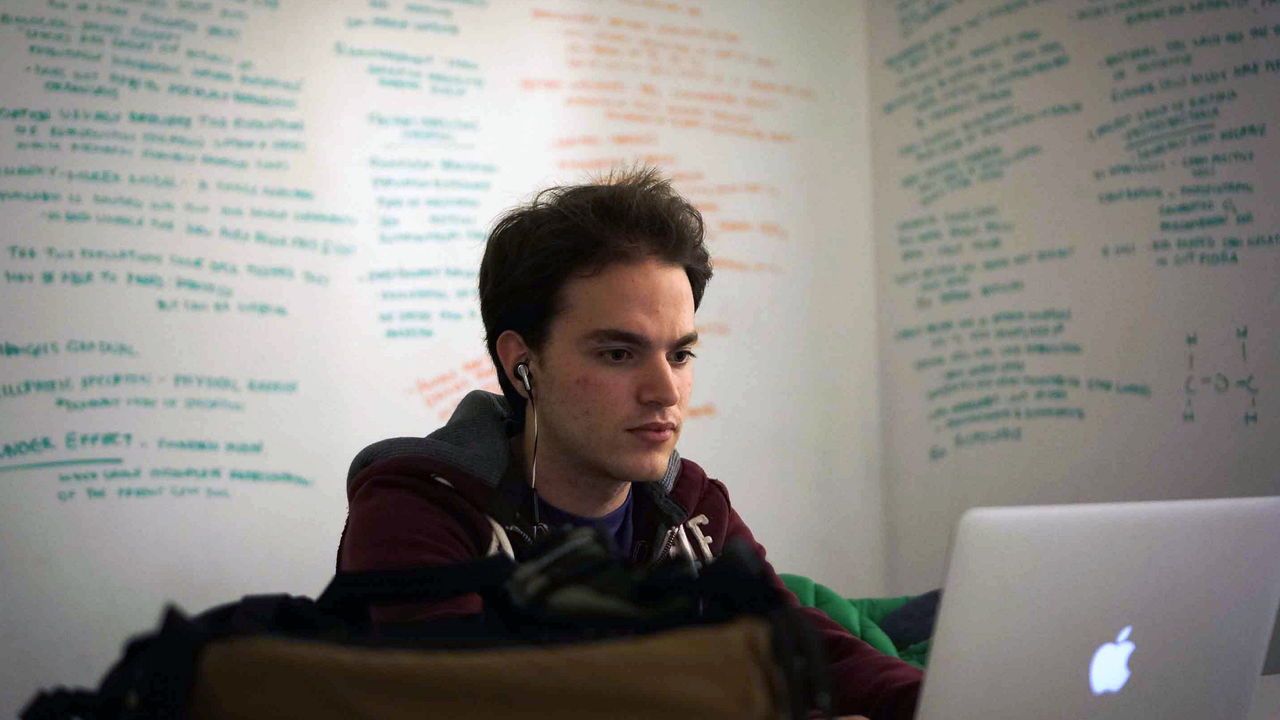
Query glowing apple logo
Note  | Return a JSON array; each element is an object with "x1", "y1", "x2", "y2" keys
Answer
[{"x1": 1089, "y1": 625, "x2": 1136, "y2": 696}]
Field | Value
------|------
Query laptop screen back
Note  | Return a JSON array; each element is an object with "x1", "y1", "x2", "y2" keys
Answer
[{"x1": 915, "y1": 497, "x2": 1280, "y2": 720}]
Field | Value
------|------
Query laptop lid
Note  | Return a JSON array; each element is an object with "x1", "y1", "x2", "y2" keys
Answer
[{"x1": 915, "y1": 496, "x2": 1280, "y2": 720}]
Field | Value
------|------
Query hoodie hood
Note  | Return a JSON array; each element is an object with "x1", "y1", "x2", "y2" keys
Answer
[{"x1": 346, "y1": 390, "x2": 682, "y2": 495}]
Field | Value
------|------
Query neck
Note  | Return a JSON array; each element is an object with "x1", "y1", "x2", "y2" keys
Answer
[{"x1": 511, "y1": 427, "x2": 630, "y2": 518}]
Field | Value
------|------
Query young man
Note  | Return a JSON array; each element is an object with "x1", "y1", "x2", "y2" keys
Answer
[{"x1": 338, "y1": 168, "x2": 922, "y2": 719}]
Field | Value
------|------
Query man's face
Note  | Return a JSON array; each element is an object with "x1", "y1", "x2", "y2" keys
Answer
[{"x1": 530, "y1": 257, "x2": 697, "y2": 486}]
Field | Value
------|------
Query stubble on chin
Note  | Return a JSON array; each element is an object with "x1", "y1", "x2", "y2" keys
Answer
[{"x1": 633, "y1": 446, "x2": 676, "y2": 483}]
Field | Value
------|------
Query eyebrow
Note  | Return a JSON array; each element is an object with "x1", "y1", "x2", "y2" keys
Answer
[{"x1": 581, "y1": 328, "x2": 699, "y2": 350}]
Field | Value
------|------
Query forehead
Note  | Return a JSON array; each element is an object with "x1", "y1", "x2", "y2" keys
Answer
[{"x1": 552, "y1": 258, "x2": 695, "y2": 339}]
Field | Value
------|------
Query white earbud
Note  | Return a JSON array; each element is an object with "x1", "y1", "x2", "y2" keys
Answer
[
  {"x1": 513, "y1": 360, "x2": 545, "y2": 537},
  {"x1": 514, "y1": 362, "x2": 532, "y2": 394}
]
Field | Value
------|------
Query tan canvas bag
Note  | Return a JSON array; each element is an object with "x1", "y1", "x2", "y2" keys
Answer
[{"x1": 189, "y1": 616, "x2": 788, "y2": 720}]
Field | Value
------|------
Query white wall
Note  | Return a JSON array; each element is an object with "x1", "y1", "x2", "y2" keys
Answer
[
  {"x1": 677, "y1": 0, "x2": 886, "y2": 597},
  {"x1": 866, "y1": 0, "x2": 1280, "y2": 713},
  {"x1": 0, "y1": 0, "x2": 883, "y2": 710},
  {"x1": 868, "y1": 0, "x2": 1280, "y2": 593}
]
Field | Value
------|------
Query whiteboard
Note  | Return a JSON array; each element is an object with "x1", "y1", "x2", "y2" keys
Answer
[
  {"x1": 0, "y1": 0, "x2": 884, "y2": 709},
  {"x1": 868, "y1": 0, "x2": 1280, "y2": 592}
]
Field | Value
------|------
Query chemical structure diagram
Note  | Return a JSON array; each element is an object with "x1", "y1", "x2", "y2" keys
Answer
[{"x1": 1183, "y1": 326, "x2": 1259, "y2": 425}]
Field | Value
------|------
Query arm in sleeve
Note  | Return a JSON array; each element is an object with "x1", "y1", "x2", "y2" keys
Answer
[{"x1": 721, "y1": 507, "x2": 922, "y2": 720}]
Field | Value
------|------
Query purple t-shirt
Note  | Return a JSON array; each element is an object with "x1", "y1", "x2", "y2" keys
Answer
[{"x1": 537, "y1": 486, "x2": 634, "y2": 558}]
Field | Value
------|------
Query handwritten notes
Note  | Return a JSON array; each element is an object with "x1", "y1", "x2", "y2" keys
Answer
[{"x1": 869, "y1": 0, "x2": 1279, "y2": 593}]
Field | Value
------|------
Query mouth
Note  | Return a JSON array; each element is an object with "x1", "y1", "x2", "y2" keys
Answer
[{"x1": 628, "y1": 423, "x2": 676, "y2": 444}]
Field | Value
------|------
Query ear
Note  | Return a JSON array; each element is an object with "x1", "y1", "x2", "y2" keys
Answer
[{"x1": 495, "y1": 329, "x2": 532, "y2": 400}]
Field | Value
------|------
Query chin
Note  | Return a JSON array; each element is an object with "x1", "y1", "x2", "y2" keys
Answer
[
  {"x1": 598, "y1": 455, "x2": 655, "y2": 484},
  {"x1": 625, "y1": 451, "x2": 672, "y2": 483}
]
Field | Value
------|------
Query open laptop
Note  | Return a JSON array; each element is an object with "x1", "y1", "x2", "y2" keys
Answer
[{"x1": 915, "y1": 496, "x2": 1280, "y2": 720}]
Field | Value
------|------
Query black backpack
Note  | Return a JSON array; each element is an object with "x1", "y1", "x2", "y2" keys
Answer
[{"x1": 23, "y1": 527, "x2": 833, "y2": 720}]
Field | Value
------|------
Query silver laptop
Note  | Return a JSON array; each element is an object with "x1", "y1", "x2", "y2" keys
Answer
[{"x1": 916, "y1": 496, "x2": 1280, "y2": 720}]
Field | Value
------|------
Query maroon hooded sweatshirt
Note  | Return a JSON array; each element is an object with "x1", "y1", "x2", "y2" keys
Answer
[{"x1": 338, "y1": 391, "x2": 922, "y2": 720}]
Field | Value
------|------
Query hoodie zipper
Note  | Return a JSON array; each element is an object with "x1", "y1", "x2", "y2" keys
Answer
[{"x1": 653, "y1": 525, "x2": 679, "y2": 563}]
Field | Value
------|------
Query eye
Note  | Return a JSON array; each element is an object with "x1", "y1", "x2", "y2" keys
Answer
[
  {"x1": 672, "y1": 350, "x2": 697, "y2": 364},
  {"x1": 600, "y1": 348, "x2": 632, "y2": 363}
]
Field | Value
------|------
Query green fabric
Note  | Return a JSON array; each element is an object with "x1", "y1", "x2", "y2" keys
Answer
[
  {"x1": 780, "y1": 573, "x2": 931, "y2": 669},
  {"x1": 899, "y1": 639, "x2": 931, "y2": 668}
]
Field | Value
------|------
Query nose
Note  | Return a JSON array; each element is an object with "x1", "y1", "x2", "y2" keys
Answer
[{"x1": 637, "y1": 355, "x2": 681, "y2": 408}]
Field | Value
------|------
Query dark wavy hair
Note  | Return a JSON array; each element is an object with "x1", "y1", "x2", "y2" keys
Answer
[{"x1": 478, "y1": 166, "x2": 713, "y2": 428}]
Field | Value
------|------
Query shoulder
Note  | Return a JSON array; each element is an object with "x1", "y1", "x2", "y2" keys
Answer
[
  {"x1": 669, "y1": 456, "x2": 719, "y2": 505},
  {"x1": 341, "y1": 452, "x2": 499, "y2": 571},
  {"x1": 669, "y1": 457, "x2": 738, "y2": 527},
  {"x1": 349, "y1": 450, "x2": 496, "y2": 511}
]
